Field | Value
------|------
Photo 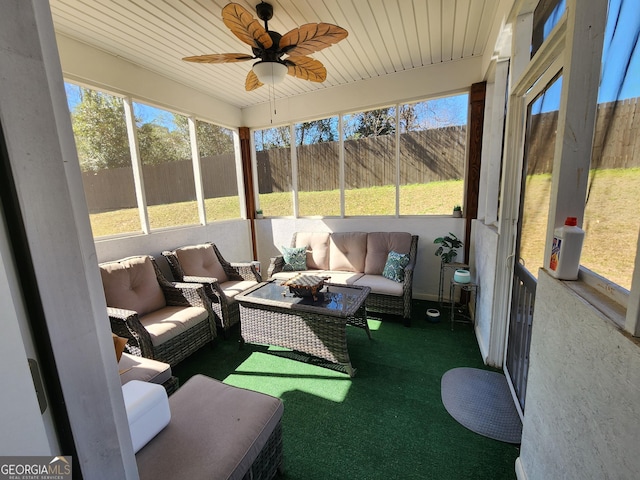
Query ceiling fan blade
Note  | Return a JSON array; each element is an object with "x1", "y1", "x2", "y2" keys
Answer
[
  {"x1": 182, "y1": 53, "x2": 254, "y2": 63},
  {"x1": 222, "y1": 3, "x2": 273, "y2": 49},
  {"x1": 280, "y1": 23, "x2": 348, "y2": 56},
  {"x1": 245, "y1": 70, "x2": 264, "y2": 91},
  {"x1": 285, "y1": 56, "x2": 327, "y2": 82}
]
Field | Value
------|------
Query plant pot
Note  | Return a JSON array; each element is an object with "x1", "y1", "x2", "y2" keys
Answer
[{"x1": 452, "y1": 210, "x2": 462, "y2": 218}]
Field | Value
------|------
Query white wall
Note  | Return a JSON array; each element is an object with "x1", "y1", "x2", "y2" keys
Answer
[
  {"x1": 94, "y1": 220, "x2": 253, "y2": 278},
  {"x1": 470, "y1": 220, "x2": 499, "y2": 362},
  {"x1": 254, "y1": 217, "x2": 466, "y2": 300},
  {"x1": 241, "y1": 58, "x2": 484, "y2": 127},
  {"x1": 94, "y1": 216, "x2": 465, "y2": 299},
  {"x1": 517, "y1": 270, "x2": 640, "y2": 480}
]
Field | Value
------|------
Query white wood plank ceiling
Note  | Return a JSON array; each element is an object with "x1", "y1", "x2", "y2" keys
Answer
[{"x1": 49, "y1": 0, "x2": 502, "y2": 108}]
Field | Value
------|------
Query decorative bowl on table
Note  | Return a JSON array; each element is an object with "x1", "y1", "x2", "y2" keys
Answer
[
  {"x1": 284, "y1": 274, "x2": 328, "y2": 301},
  {"x1": 453, "y1": 269, "x2": 471, "y2": 284}
]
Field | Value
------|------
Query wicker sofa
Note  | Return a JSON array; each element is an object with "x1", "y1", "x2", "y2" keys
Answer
[{"x1": 268, "y1": 232, "x2": 418, "y2": 325}]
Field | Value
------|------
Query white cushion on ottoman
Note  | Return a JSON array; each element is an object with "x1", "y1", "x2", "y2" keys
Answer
[{"x1": 122, "y1": 380, "x2": 171, "y2": 453}]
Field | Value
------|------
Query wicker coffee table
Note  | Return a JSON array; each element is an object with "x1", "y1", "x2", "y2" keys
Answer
[{"x1": 236, "y1": 280, "x2": 371, "y2": 377}]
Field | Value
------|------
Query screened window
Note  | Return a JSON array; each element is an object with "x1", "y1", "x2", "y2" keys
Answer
[
  {"x1": 520, "y1": 74, "x2": 563, "y2": 278},
  {"x1": 254, "y1": 126, "x2": 292, "y2": 216},
  {"x1": 195, "y1": 120, "x2": 240, "y2": 221},
  {"x1": 65, "y1": 83, "x2": 141, "y2": 237},
  {"x1": 295, "y1": 117, "x2": 340, "y2": 216},
  {"x1": 531, "y1": 0, "x2": 566, "y2": 57},
  {"x1": 133, "y1": 102, "x2": 198, "y2": 230},
  {"x1": 583, "y1": 0, "x2": 640, "y2": 290},
  {"x1": 252, "y1": 93, "x2": 470, "y2": 218},
  {"x1": 343, "y1": 107, "x2": 396, "y2": 216},
  {"x1": 399, "y1": 96, "x2": 467, "y2": 215}
]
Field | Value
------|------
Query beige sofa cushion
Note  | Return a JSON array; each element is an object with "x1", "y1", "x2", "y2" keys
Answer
[
  {"x1": 354, "y1": 274, "x2": 404, "y2": 296},
  {"x1": 175, "y1": 244, "x2": 228, "y2": 283},
  {"x1": 295, "y1": 232, "x2": 330, "y2": 270},
  {"x1": 364, "y1": 232, "x2": 413, "y2": 274},
  {"x1": 329, "y1": 232, "x2": 368, "y2": 272},
  {"x1": 100, "y1": 256, "x2": 166, "y2": 316}
]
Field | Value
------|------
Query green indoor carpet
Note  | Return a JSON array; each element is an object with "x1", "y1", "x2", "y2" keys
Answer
[{"x1": 173, "y1": 300, "x2": 519, "y2": 480}]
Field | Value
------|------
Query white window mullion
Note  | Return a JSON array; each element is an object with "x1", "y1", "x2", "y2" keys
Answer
[
  {"x1": 339, "y1": 115, "x2": 345, "y2": 217},
  {"x1": 395, "y1": 105, "x2": 400, "y2": 217},
  {"x1": 483, "y1": 59, "x2": 509, "y2": 226},
  {"x1": 122, "y1": 98, "x2": 150, "y2": 234},
  {"x1": 290, "y1": 124, "x2": 298, "y2": 217},
  {"x1": 627, "y1": 230, "x2": 640, "y2": 335},
  {"x1": 250, "y1": 131, "x2": 260, "y2": 214},
  {"x1": 188, "y1": 117, "x2": 206, "y2": 225},
  {"x1": 232, "y1": 130, "x2": 247, "y2": 219}
]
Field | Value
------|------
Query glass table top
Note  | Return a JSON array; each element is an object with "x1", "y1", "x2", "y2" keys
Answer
[{"x1": 237, "y1": 280, "x2": 370, "y2": 317}]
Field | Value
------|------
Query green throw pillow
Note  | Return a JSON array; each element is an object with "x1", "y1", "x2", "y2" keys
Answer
[
  {"x1": 282, "y1": 246, "x2": 307, "y2": 271},
  {"x1": 382, "y1": 251, "x2": 410, "y2": 282}
]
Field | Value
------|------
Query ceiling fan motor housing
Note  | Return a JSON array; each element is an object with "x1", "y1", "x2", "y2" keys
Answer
[
  {"x1": 252, "y1": 30, "x2": 284, "y2": 62},
  {"x1": 256, "y1": 2, "x2": 273, "y2": 22}
]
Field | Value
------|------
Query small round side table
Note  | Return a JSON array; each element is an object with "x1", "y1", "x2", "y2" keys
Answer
[{"x1": 449, "y1": 280, "x2": 479, "y2": 330}]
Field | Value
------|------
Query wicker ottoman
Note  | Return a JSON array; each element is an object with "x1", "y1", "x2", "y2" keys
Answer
[{"x1": 136, "y1": 374, "x2": 283, "y2": 480}]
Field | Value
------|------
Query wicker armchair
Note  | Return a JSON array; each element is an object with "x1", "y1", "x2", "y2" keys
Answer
[
  {"x1": 99, "y1": 255, "x2": 216, "y2": 366},
  {"x1": 162, "y1": 243, "x2": 262, "y2": 336}
]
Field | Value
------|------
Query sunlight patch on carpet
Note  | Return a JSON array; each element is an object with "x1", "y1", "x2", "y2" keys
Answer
[{"x1": 223, "y1": 351, "x2": 352, "y2": 402}]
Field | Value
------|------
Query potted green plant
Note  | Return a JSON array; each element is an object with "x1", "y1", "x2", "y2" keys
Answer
[
  {"x1": 434, "y1": 232, "x2": 463, "y2": 264},
  {"x1": 452, "y1": 205, "x2": 462, "y2": 217},
  {"x1": 255, "y1": 209, "x2": 263, "y2": 219}
]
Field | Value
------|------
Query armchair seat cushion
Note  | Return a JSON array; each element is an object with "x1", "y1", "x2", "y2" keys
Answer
[
  {"x1": 119, "y1": 353, "x2": 173, "y2": 386},
  {"x1": 220, "y1": 280, "x2": 260, "y2": 300},
  {"x1": 140, "y1": 306, "x2": 209, "y2": 346}
]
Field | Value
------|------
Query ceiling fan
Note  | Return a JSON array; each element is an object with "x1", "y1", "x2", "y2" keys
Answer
[{"x1": 182, "y1": 2, "x2": 348, "y2": 91}]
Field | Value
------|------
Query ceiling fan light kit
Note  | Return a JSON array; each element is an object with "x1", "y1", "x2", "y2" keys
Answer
[
  {"x1": 252, "y1": 61, "x2": 288, "y2": 85},
  {"x1": 182, "y1": 2, "x2": 348, "y2": 92}
]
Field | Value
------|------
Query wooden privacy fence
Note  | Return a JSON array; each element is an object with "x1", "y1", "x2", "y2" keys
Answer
[
  {"x1": 257, "y1": 126, "x2": 468, "y2": 193},
  {"x1": 83, "y1": 153, "x2": 237, "y2": 213},
  {"x1": 526, "y1": 98, "x2": 640, "y2": 174},
  {"x1": 82, "y1": 97, "x2": 640, "y2": 213}
]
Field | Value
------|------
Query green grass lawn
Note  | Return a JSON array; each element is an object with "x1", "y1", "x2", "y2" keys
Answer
[{"x1": 88, "y1": 168, "x2": 640, "y2": 289}]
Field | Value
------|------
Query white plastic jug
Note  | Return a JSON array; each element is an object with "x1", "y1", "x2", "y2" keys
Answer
[{"x1": 548, "y1": 217, "x2": 585, "y2": 280}]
